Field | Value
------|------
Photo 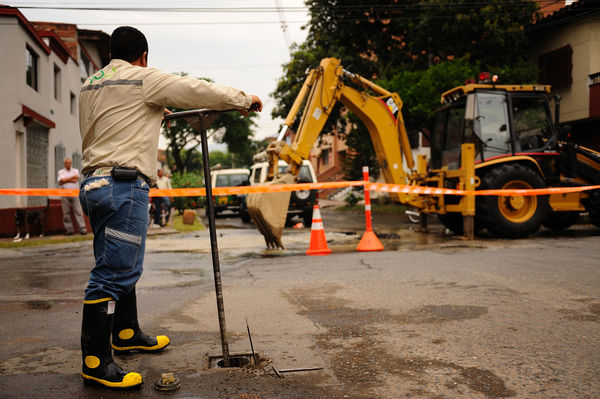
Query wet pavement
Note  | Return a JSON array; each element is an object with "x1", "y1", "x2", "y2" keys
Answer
[{"x1": 0, "y1": 208, "x2": 599, "y2": 398}]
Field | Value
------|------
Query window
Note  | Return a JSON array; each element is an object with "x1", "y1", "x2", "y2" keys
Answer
[
  {"x1": 215, "y1": 173, "x2": 248, "y2": 187},
  {"x1": 442, "y1": 107, "x2": 465, "y2": 169},
  {"x1": 215, "y1": 174, "x2": 229, "y2": 187},
  {"x1": 538, "y1": 45, "x2": 572, "y2": 90},
  {"x1": 25, "y1": 46, "x2": 39, "y2": 90},
  {"x1": 70, "y1": 92, "x2": 76, "y2": 115},
  {"x1": 474, "y1": 92, "x2": 510, "y2": 159},
  {"x1": 53, "y1": 64, "x2": 61, "y2": 101},
  {"x1": 298, "y1": 165, "x2": 313, "y2": 183},
  {"x1": 229, "y1": 173, "x2": 248, "y2": 186},
  {"x1": 320, "y1": 148, "x2": 330, "y2": 166},
  {"x1": 252, "y1": 167, "x2": 263, "y2": 184},
  {"x1": 80, "y1": 50, "x2": 92, "y2": 82},
  {"x1": 590, "y1": 72, "x2": 600, "y2": 118},
  {"x1": 430, "y1": 110, "x2": 447, "y2": 169},
  {"x1": 511, "y1": 96, "x2": 552, "y2": 151}
]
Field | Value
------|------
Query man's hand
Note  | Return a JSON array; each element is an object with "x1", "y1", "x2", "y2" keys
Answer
[
  {"x1": 239, "y1": 95, "x2": 262, "y2": 116},
  {"x1": 162, "y1": 108, "x2": 173, "y2": 127}
]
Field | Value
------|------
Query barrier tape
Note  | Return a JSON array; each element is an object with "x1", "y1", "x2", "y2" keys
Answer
[
  {"x1": 366, "y1": 183, "x2": 600, "y2": 197},
  {"x1": 0, "y1": 181, "x2": 365, "y2": 198},
  {"x1": 0, "y1": 180, "x2": 599, "y2": 198}
]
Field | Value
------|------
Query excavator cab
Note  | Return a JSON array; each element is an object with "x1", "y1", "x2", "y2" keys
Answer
[{"x1": 431, "y1": 85, "x2": 557, "y2": 170}]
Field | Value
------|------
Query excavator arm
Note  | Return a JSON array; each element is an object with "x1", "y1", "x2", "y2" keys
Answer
[{"x1": 248, "y1": 57, "x2": 416, "y2": 248}]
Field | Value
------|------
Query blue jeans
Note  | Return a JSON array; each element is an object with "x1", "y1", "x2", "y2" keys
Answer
[{"x1": 79, "y1": 175, "x2": 149, "y2": 301}]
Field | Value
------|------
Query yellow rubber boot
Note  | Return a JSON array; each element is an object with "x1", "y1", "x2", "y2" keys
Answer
[
  {"x1": 81, "y1": 298, "x2": 142, "y2": 389},
  {"x1": 112, "y1": 288, "x2": 170, "y2": 355}
]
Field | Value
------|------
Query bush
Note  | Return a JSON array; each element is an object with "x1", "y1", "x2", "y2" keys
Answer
[
  {"x1": 170, "y1": 172, "x2": 205, "y2": 214},
  {"x1": 344, "y1": 191, "x2": 361, "y2": 207}
]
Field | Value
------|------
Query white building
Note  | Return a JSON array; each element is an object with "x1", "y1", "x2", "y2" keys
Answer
[{"x1": 0, "y1": 6, "x2": 108, "y2": 208}]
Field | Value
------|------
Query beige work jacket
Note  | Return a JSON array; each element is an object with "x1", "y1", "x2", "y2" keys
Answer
[{"x1": 79, "y1": 59, "x2": 252, "y2": 183}]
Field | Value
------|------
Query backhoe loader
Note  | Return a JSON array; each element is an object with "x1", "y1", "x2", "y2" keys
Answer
[{"x1": 248, "y1": 57, "x2": 600, "y2": 248}]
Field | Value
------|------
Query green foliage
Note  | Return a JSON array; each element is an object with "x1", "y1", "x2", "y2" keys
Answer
[
  {"x1": 344, "y1": 191, "x2": 361, "y2": 207},
  {"x1": 209, "y1": 150, "x2": 233, "y2": 169},
  {"x1": 379, "y1": 58, "x2": 478, "y2": 132},
  {"x1": 342, "y1": 113, "x2": 380, "y2": 181},
  {"x1": 170, "y1": 172, "x2": 204, "y2": 214}
]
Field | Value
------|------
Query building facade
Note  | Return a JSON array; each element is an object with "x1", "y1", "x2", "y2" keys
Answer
[
  {"x1": 528, "y1": 0, "x2": 600, "y2": 149},
  {"x1": 0, "y1": 7, "x2": 108, "y2": 236},
  {"x1": 0, "y1": 7, "x2": 108, "y2": 211}
]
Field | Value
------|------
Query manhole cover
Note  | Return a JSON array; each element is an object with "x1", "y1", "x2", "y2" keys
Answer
[{"x1": 202, "y1": 352, "x2": 268, "y2": 370}]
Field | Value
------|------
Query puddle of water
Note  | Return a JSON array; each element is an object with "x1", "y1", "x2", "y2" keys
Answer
[
  {"x1": 396, "y1": 304, "x2": 488, "y2": 324},
  {"x1": 25, "y1": 300, "x2": 52, "y2": 310}
]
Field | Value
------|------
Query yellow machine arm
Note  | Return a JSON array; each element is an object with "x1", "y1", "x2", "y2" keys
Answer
[
  {"x1": 266, "y1": 57, "x2": 414, "y2": 184},
  {"x1": 248, "y1": 57, "x2": 417, "y2": 249}
]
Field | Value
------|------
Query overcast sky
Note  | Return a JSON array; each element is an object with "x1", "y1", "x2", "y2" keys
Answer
[{"x1": 14, "y1": 0, "x2": 310, "y2": 149}]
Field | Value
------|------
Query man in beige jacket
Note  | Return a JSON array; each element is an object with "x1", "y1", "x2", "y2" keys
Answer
[{"x1": 78, "y1": 26, "x2": 262, "y2": 389}]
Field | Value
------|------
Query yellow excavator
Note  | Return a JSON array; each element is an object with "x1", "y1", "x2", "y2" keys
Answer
[{"x1": 248, "y1": 57, "x2": 600, "y2": 248}]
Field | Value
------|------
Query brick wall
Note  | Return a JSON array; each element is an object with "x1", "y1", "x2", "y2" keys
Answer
[{"x1": 31, "y1": 21, "x2": 79, "y2": 61}]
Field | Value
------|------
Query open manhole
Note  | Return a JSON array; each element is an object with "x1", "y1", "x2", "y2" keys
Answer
[{"x1": 202, "y1": 352, "x2": 268, "y2": 370}]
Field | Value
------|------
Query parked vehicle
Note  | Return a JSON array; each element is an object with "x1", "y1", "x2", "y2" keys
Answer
[
  {"x1": 210, "y1": 168, "x2": 250, "y2": 214},
  {"x1": 240, "y1": 159, "x2": 317, "y2": 226}
]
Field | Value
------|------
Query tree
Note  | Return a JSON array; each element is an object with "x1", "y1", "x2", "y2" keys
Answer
[
  {"x1": 162, "y1": 74, "x2": 258, "y2": 173},
  {"x1": 272, "y1": 0, "x2": 540, "y2": 177}
]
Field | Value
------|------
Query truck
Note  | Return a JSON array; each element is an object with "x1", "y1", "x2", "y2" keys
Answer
[
  {"x1": 247, "y1": 57, "x2": 600, "y2": 248},
  {"x1": 240, "y1": 158, "x2": 317, "y2": 225},
  {"x1": 211, "y1": 168, "x2": 250, "y2": 214}
]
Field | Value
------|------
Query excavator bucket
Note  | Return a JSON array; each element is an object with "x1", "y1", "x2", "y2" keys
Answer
[{"x1": 247, "y1": 173, "x2": 295, "y2": 249}]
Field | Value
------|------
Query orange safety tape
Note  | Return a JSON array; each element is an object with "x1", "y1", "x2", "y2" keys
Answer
[
  {"x1": 0, "y1": 181, "x2": 599, "y2": 197},
  {"x1": 0, "y1": 181, "x2": 365, "y2": 197},
  {"x1": 367, "y1": 183, "x2": 600, "y2": 196}
]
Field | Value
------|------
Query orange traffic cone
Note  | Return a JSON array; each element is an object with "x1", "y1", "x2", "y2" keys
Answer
[
  {"x1": 357, "y1": 166, "x2": 384, "y2": 252},
  {"x1": 306, "y1": 204, "x2": 331, "y2": 256},
  {"x1": 357, "y1": 229, "x2": 384, "y2": 252}
]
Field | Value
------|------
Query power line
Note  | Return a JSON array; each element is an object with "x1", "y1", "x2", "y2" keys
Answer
[
  {"x1": 13, "y1": 5, "x2": 310, "y2": 12},
  {"x1": 70, "y1": 21, "x2": 307, "y2": 26},
  {"x1": 274, "y1": 0, "x2": 292, "y2": 48},
  {"x1": 10, "y1": 0, "x2": 567, "y2": 13}
]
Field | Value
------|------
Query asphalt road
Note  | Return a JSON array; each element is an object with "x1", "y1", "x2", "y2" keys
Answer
[{"x1": 0, "y1": 210, "x2": 599, "y2": 398}]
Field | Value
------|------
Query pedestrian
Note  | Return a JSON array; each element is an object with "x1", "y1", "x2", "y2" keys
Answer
[
  {"x1": 152, "y1": 169, "x2": 172, "y2": 226},
  {"x1": 57, "y1": 157, "x2": 87, "y2": 235},
  {"x1": 77, "y1": 26, "x2": 262, "y2": 389}
]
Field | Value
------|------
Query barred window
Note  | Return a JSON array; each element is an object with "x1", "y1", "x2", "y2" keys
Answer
[{"x1": 538, "y1": 45, "x2": 572, "y2": 90}]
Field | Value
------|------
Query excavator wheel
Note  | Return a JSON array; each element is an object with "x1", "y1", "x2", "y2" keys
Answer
[
  {"x1": 543, "y1": 211, "x2": 579, "y2": 231},
  {"x1": 478, "y1": 164, "x2": 549, "y2": 238}
]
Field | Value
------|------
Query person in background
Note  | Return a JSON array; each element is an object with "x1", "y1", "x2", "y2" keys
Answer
[
  {"x1": 152, "y1": 169, "x2": 172, "y2": 226},
  {"x1": 57, "y1": 158, "x2": 87, "y2": 235}
]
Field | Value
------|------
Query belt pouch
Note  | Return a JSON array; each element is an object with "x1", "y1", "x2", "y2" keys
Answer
[{"x1": 110, "y1": 167, "x2": 138, "y2": 181}]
